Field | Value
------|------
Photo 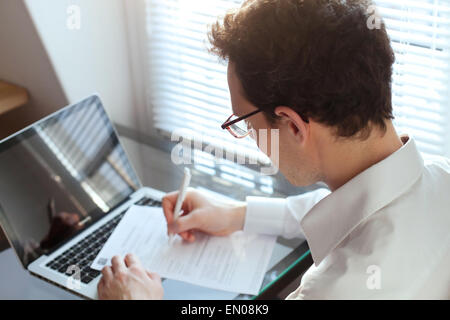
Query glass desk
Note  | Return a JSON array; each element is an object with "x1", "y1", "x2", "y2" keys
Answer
[
  {"x1": 0, "y1": 132, "x2": 315, "y2": 300},
  {"x1": 117, "y1": 133, "x2": 316, "y2": 300}
]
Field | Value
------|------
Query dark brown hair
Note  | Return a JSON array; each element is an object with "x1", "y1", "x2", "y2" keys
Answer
[{"x1": 208, "y1": 0, "x2": 395, "y2": 138}]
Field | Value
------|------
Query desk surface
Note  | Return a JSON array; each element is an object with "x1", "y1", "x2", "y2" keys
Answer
[
  {"x1": 118, "y1": 135, "x2": 313, "y2": 299},
  {"x1": 0, "y1": 133, "x2": 312, "y2": 299}
]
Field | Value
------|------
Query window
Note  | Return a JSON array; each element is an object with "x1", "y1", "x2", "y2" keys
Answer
[
  {"x1": 375, "y1": 0, "x2": 450, "y2": 157},
  {"x1": 145, "y1": 0, "x2": 269, "y2": 165},
  {"x1": 145, "y1": 0, "x2": 450, "y2": 162}
]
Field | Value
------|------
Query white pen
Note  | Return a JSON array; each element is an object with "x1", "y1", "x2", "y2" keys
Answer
[{"x1": 168, "y1": 167, "x2": 191, "y2": 244}]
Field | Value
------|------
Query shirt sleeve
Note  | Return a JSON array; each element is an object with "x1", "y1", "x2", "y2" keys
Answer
[{"x1": 243, "y1": 188, "x2": 331, "y2": 239}]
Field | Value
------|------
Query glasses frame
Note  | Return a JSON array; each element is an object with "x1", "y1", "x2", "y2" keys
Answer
[
  {"x1": 221, "y1": 109, "x2": 262, "y2": 138},
  {"x1": 221, "y1": 108, "x2": 310, "y2": 138}
]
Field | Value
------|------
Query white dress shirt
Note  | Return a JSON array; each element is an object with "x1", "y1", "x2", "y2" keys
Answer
[{"x1": 243, "y1": 135, "x2": 450, "y2": 299}]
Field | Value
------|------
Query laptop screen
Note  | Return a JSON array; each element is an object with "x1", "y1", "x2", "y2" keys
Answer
[{"x1": 0, "y1": 95, "x2": 141, "y2": 267}]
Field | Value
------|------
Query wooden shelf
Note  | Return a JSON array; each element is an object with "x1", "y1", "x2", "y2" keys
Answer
[{"x1": 0, "y1": 81, "x2": 28, "y2": 116}]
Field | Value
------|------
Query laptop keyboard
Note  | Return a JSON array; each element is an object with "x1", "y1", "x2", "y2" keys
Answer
[{"x1": 45, "y1": 197, "x2": 162, "y2": 284}]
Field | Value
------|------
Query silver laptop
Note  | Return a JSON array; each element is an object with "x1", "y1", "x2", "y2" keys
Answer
[{"x1": 0, "y1": 94, "x2": 165, "y2": 299}]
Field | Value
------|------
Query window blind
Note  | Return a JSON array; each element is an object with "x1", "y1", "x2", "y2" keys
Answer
[
  {"x1": 375, "y1": 0, "x2": 450, "y2": 157},
  {"x1": 146, "y1": 0, "x2": 450, "y2": 162},
  {"x1": 145, "y1": 0, "x2": 270, "y2": 165}
]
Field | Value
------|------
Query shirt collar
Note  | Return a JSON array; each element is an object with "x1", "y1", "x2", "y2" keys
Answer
[{"x1": 300, "y1": 135, "x2": 424, "y2": 266}]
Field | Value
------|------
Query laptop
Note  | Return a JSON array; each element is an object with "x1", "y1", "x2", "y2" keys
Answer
[{"x1": 0, "y1": 94, "x2": 165, "y2": 299}]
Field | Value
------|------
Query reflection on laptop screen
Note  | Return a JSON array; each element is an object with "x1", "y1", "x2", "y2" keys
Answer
[{"x1": 0, "y1": 95, "x2": 140, "y2": 266}]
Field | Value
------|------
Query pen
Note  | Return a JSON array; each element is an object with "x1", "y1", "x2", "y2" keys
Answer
[{"x1": 169, "y1": 167, "x2": 191, "y2": 244}]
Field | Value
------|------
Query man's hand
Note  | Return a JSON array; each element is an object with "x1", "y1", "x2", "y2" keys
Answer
[
  {"x1": 97, "y1": 254, "x2": 163, "y2": 300},
  {"x1": 162, "y1": 188, "x2": 247, "y2": 242}
]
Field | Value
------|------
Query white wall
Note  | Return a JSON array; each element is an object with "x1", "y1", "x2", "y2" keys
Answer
[{"x1": 24, "y1": 0, "x2": 138, "y2": 128}]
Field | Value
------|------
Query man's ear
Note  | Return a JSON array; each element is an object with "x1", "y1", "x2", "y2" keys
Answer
[{"x1": 274, "y1": 106, "x2": 309, "y2": 143}]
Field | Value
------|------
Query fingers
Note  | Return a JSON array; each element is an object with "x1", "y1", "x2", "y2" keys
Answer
[
  {"x1": 101, "y1": 265, "x2": 113, "y2": 282},
  {"x1": 178, "y1": 231, "x2": 196, "y2": 242},
  {"x1": 97, "y1": 279, "x2": 106, "y2": 300},
  {"x1": 162, "y1": 191, "x2": 178, "y2": 225},
  {"x1": 163, "y1": 189, "x2": 204, "y2": 243},
  {"x1": 123, "y1": 254, "x2": 158, "y2": 281},
  {"x1": 170, "y1": 212, "x2": 198, "y2": 235},
  {"x1": 111, "y1": 255, "x2": 127, "y2": 275},
  {"x1": 178, "y1": 231, "x2": 191, "y2": 241},
  {"x1": 124, "y1": 253, "x2": 143, "y2": 268},
  {"x1": 162, "y1": 190, "x2": 193, "y2": 226},
  {"x1": 186, "y1": 232, "x2": 195, "y2": 242}
]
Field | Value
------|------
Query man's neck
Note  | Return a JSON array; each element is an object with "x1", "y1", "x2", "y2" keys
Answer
[{"x1": 321, "y1": 121, "x2": 404, "y2": 191}]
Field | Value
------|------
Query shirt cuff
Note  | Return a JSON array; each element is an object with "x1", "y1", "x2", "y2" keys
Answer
[{"x1": 243, "y1": 196, "x2": 286, "y2": 235}]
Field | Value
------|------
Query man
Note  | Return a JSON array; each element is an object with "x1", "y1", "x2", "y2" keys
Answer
[{"x1": 97, "y1": 0, "x2": 450, "y2": 299}]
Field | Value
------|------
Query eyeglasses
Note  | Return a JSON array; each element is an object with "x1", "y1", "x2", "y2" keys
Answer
[
  {"x1": 221, "y1": 108, "x2": 309, "y2": 139},
  {"x1": 221, "y1": 109, "x2": 262, "y2": 138}
]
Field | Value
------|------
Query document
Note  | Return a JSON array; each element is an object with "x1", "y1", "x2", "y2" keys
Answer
[{"x1": 91, "y1": 205, "x2": 277, "y2": 295}]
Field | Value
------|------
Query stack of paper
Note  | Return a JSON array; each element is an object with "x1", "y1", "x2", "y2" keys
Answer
[{"x1": 91, "y1": 205, "x2": 276, "y2": 295}]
